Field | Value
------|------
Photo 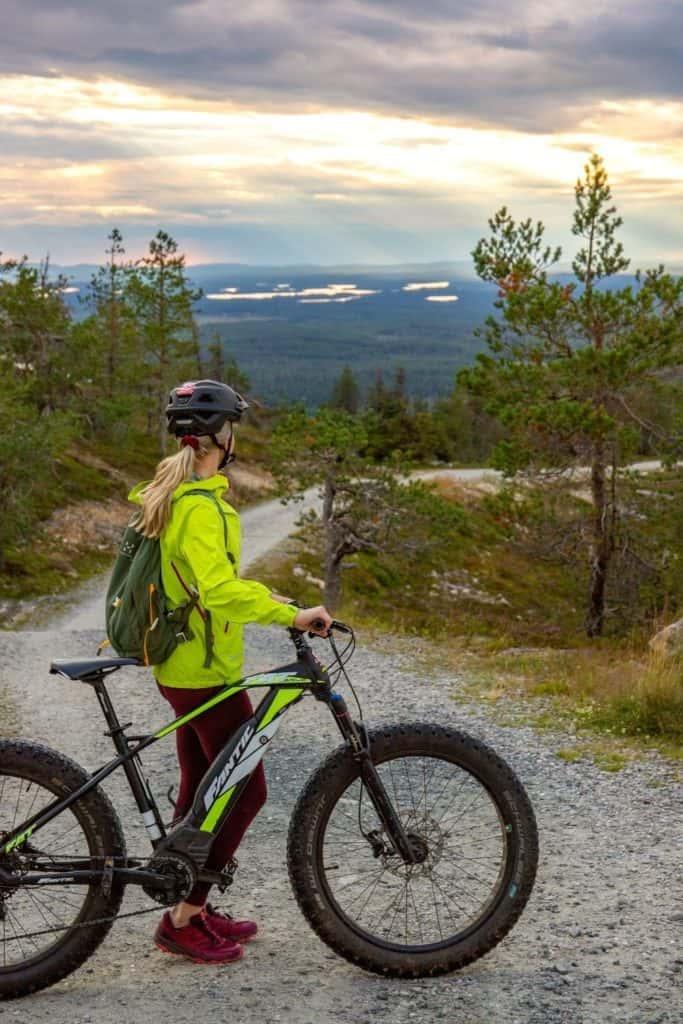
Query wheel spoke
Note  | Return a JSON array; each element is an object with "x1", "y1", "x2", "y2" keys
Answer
[
  {"x1": 0, "y1": 767, "x2": 108, "y2": 973},
  {"x1": 319, "y1": 750, "x2": 511, "y2": 952}
]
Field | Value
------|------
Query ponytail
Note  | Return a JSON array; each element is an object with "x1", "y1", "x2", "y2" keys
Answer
[{"x1": 136, "y1": 426, "x2": 230, "y2": 537}]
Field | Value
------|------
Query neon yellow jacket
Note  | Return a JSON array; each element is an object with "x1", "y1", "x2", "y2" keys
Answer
[{"x1": 128, "y1": 474, "x2": 297, "y2": 689}]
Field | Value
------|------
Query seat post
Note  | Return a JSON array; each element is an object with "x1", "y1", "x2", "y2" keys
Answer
[
  {"x1": 92, "y1": 676, "x2": 127, "y2": 753},
  {"x1": 92, "y1": 675, "x2": 162, "y2": 835}
]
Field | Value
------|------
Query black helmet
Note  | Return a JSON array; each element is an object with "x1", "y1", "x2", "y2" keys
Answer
[{"x1": 166, "y1": 380, "x2": 249, "y2": 437}]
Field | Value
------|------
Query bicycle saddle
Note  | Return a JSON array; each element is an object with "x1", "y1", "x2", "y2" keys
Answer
[{"x1": 50, "y1": 656, "x2": 141, "y2": 681}]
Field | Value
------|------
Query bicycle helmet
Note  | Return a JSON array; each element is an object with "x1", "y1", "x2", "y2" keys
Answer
[{"x1": 166, "y1": 379, "x2": 249, "y2": 438}]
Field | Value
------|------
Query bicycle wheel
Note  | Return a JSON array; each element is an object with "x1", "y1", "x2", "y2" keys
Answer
[
  {"x1": 0, "y1": 739, "x2": 126, "y2": 999},
  {"x1": 288, "y1": 722, "x2": 538, "y2": 977}
]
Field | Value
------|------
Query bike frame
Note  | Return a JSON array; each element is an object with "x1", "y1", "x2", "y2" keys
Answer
[{"x1": 0, "y1": 629, "x2": 417, "y2": 895}]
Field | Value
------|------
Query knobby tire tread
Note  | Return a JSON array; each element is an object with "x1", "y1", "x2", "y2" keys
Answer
[
  {"x1": 0, "y1": 739, "x2": 126, "y2": 1000},
  {"x1": 287, "y1": 722, "x2": 538, "y2": 978}
]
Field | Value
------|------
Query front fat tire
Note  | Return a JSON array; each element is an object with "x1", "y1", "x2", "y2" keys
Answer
[
  {"x1": 0, "y1": 740, "x2": 126, "y2": 1000},
  {"x1": 287, "y1": 723, "x2": 538, "y2": 978}
]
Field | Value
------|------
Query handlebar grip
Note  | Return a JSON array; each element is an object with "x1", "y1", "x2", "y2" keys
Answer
[{"x1": 311, "y1": 618, "x2": 326, "y2": 631}]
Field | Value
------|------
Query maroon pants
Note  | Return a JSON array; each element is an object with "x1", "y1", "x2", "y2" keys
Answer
[{"x1": 157, "y1": 683, "x2": 267, "y2": 905}]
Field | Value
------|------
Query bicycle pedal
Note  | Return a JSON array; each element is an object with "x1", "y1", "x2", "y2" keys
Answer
[{"x1": 101, "y1": 856, "x2": 114, "y2": 897}]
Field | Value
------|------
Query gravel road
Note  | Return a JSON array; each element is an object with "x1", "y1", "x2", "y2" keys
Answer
[
  {"x1": 1, "y1": 625, "x2": 680, "y2": 1024},
  {"x1": 1, "y1": 481, "x2": 681, "y2": 1023}
]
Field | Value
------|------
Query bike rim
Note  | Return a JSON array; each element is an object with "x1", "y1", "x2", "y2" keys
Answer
[
  {"x1": 318, "y1": 752, "x2": 513, "y2": 953},
  {"x1": 0, "y1": 771, "x2": 97, "y2": 970}
]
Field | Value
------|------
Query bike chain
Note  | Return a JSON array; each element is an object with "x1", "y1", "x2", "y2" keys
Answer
[
  {"x1": 1, "y1": 854, "x2": 240, "y2": 943},
  {"x1": 2, "y1": 903, "x2": 164, "y2": 943}
]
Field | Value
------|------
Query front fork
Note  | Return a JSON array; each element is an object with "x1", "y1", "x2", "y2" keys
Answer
[{"x1": 328, "y1": 692, "x2": 417, "y2": 865}]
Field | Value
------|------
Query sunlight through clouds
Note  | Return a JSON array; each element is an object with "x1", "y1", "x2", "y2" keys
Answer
[{"x1": 1, "y1": 70, "x2": 682, "y2": 260}]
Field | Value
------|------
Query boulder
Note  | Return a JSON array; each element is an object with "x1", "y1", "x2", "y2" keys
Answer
[{"x1": 649, "y1": 618, "x2": 683, "y2": 658}]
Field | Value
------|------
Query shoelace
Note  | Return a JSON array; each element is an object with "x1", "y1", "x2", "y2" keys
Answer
[
  {"x1": 203, "y1": 902, "x2": 233, "y2": 923},
  {"x1": 186, "y1": 913, "x2": 224, "y2": 946}
]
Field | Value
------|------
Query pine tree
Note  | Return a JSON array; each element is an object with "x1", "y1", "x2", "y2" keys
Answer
[
  {"x1": 85, "y1": 229, "x2": 132, "y2": 399},
  {"x1": 0, "y1": 255, "x2": 75, "y2": 414},
  {"x1": 123, "y1": 232, "x2": 202, "y2": 453},
  {"x1": 205, "y1": 333, "x2": 225, "y2": 381},
  {"x1": 461, "y1": 154, "x2": 683, "y2": 636},
  {"x1": 329, "y1": 365, "x2": 360, "y2": 414}
]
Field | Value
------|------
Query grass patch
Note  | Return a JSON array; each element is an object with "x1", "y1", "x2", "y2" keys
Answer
[
  {"x1": 556, "y1": 748, "x2": 584, "y2": 763},
  {"x1": 0, "y1": 544, "x2": 114, "y2": 604},
  {"x1": 454, "y1": 641, "x2": 683, "y2": 760},
  {"x1": 593, "y1": 751, "x2": 628, "y2": 773},
  {"x1": 246, "y1": 472, "x2": 683, "y2": 761},
  {"x1": 556, "y1": 745, "x2": 628, "y2": 773}
]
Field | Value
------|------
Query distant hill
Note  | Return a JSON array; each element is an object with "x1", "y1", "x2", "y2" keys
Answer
[{"x1": 49, "y1": 260, "x2": 682, "y2": 407}]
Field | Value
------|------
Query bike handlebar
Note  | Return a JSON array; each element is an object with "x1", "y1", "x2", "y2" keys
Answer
[
  {"x1": 310, "y1": 618, "x2": 351, "y2": 636},
  {"x1": 287, "y1": 617, "x2": 351, "y2": 639},
  {"x1": 285, "y1": 601, "x2": 351, "y2": 638}
]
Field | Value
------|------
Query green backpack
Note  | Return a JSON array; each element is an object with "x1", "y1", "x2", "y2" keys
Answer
[{"x1": 105, "y1": 490, "x2": 226, "y2": 668}]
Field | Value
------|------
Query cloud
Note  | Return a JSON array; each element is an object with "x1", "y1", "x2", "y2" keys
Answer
[
  {"x1": 1, "y1": 3, "x2": 681, "y2": 263},
  {"x1": 1, "y1": 2, "x2": 680, "y2": 131}
]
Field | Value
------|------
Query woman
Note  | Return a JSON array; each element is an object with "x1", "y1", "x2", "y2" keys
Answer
[{"x1": 128, "y1": 379, "x2": 332, "y2": 965}]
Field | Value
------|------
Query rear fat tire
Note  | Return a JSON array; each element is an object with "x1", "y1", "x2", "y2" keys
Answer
[
  {"x1": 287, "y1": 723, "x2": 538, "y2": 978},
  {"x1": 0, "y1": 740, "x2": 126, "y2": 1000}
]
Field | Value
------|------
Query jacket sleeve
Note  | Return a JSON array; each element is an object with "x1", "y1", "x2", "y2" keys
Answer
[{"x1": 178, "y1": 502, "x2": 298, "y2": 629}]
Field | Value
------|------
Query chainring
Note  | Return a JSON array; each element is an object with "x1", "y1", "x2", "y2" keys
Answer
[{"x1": 142, "y1": 853, "x2": 197, "y2": 906}]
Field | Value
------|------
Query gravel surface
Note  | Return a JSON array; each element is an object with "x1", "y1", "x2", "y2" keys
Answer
[{"x1": 0, "y1": 620, "x2": 681, "y2": 1024}]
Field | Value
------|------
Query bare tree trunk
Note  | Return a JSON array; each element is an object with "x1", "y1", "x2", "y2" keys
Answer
[
  {"x1": 322, "y1": 474, "x2": 342, "y2": 611},
  {"x1": 324, "y1": 547, "x2": 343, "y2": 612},
  {"x1": 586, "y1": 441, "x2": 611, "y2": 637}
]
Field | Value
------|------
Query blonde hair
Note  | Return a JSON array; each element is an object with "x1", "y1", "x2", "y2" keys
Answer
[{"x1": 137, "y1": 423, "x2": 232, "y2": 538}]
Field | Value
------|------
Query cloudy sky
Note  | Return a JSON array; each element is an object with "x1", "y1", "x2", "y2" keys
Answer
[{"x1": 2, "y1": 1, "x2": 682, "y2": 265}]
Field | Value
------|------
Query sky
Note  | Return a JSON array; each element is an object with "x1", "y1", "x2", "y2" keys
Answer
[{"x1": 1, "y1": 1, "x2": 682, "y2": 266}]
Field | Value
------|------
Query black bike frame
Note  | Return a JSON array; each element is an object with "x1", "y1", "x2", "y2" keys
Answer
[{"x1": 0, "y1": 629, "x2": 416, "y2": 895}]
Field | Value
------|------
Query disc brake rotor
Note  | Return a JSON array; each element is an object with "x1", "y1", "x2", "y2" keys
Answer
[{"x1": 379, "y1": 811, "x2": 446, "y2": 878}]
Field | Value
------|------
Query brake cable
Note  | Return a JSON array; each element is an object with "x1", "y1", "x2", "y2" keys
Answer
[{"x1": 321, "y1": 629, "x2": 382, "y2": 848}]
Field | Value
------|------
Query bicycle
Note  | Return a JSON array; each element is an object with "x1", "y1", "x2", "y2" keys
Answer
[{"x1": 0, "y1": 620, "x2": 538, "y2": 998}]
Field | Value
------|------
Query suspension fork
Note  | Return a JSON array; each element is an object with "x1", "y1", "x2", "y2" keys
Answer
[{"x1": 328, "y1": 693, "x2": 417, "y2": 864}]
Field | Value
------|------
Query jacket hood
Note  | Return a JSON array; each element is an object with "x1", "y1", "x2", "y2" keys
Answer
[{"x1": 127, "y1": 473, "x2": 230, "y2": 507}]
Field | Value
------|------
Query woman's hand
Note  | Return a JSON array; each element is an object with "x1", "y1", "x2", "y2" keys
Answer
[{"x1": 294, "y1": 605, "x2": 334, "y2": 636}]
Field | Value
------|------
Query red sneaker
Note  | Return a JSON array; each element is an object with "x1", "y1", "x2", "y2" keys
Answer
[
  {"x1": 202, "y1": 903, "x2": 258, "y2": 943},
  {"x1": 154, "y1": 910, "x2": 244, "y2": 964}
]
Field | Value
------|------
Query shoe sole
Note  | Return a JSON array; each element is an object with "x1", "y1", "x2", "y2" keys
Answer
[{"x1": 154, "y1": 938, "x2": 244, "y2": 965}]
